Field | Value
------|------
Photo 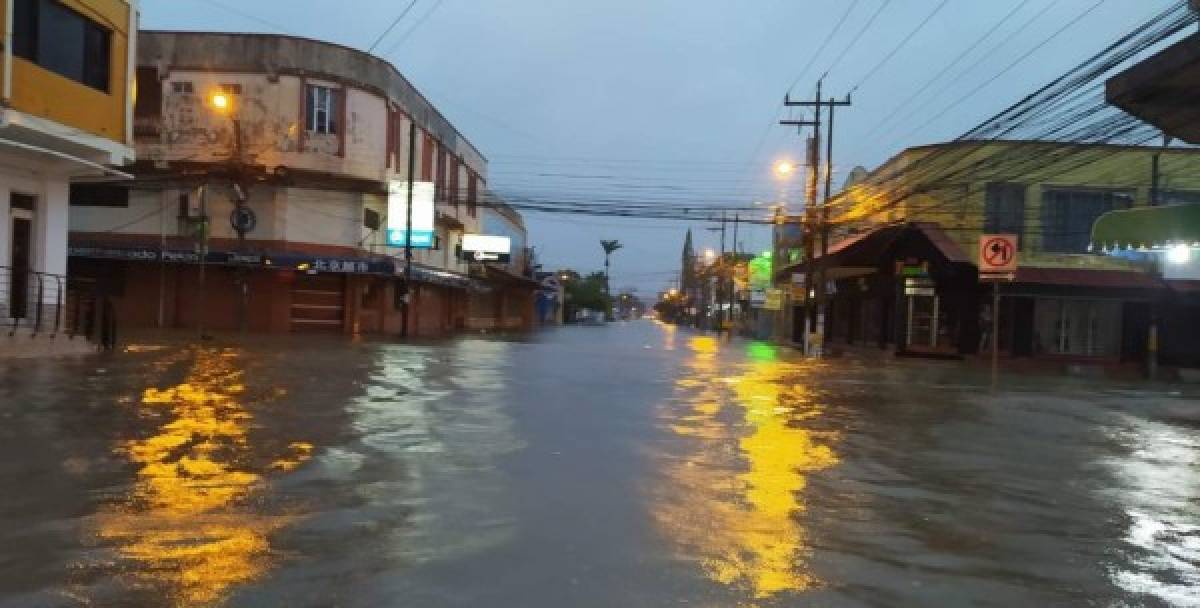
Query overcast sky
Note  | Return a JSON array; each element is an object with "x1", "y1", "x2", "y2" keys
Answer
[{"x1": 142, "y1": 0, "x2": 1179, "y2": 295}]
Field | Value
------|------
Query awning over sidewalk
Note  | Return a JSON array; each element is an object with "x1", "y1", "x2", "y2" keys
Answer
[{"x1": 1090, "y1": 203, "x2": 1200, "y2": 251}]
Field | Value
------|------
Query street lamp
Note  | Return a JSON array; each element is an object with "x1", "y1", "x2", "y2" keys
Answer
[
  {"x1": 773, "y1": 159, "x2": 796, "y2": 178},
  {"x1": 210, "y1": 92, "x2": 231, "y2": 112}
]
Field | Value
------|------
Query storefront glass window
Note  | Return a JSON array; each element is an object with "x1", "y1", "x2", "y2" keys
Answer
[{"x1": 1033, "y1": 298, "x2": 1120, "y2": 357}]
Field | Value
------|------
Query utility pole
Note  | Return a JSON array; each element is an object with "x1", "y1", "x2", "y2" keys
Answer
[
  {"x1": 732, "y1": 213, "x2": 740, "y2": 332},
  {"x1": 401, "y1": 118, "x2": 416, "y2": 338},
  {"x1": 719, "y1": 211, "x2": 726, "y2": 332},
  {"x1": 781, "y1": 78, "x2": 851, "y2": 355}
]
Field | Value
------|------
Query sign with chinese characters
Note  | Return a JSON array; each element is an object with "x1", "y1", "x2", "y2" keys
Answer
[
  {"x1": 386, "y1": 180, "x2": 435, "y2": 249},
  {"x1": 979, "y1": 234, "x2": 1018, "y2": 276},
  {"x1": 308, "y1": 259, "x2": 373, "y2": 274}
]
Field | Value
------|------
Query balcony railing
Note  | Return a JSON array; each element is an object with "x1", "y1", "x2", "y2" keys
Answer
[{"x1": 0, "y1": 266, "x2": 117, "y2": 350}]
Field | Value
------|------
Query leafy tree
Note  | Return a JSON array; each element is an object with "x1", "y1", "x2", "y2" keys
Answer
[{"x1": 562, "y1": 271, "x2": 611, "y2": 321}]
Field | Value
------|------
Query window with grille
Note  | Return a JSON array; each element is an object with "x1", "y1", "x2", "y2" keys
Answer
[
  {"x1": 305, "y1": 85, "x2": 338, "y2": 134},
  {"x1": 1040, "y1": 188, "x2": 1133, "y2": 253}
]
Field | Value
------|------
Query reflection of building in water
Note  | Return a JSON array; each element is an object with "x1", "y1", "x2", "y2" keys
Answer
[
  {"x1": 95, "y1": 348, "x2": 311, "y2": 606},
  {"x1": 654, "y1": 337, "x2": 839, "y2": 600}
]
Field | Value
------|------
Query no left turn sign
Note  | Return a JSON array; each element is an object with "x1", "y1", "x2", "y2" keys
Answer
[{"x1": 979, "y1": 234, "x2": 1018, "y2": 274}]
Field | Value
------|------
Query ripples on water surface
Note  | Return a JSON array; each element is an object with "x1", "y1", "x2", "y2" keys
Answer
[{"x1": 0, "y1": 324, "x2": 1197, "y2": 607}]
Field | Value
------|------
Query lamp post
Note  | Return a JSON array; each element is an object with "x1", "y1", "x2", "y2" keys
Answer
[{"x1": 209, "y1": 91, "x2": 253, "y2": 333}]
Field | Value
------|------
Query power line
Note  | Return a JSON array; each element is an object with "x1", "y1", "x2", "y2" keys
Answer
[
  {"x1": 366, "y1": 0, "x2": 421, "y2": 53},
  {"x1": 894, "y1": 0, "x2": 1111, "y2": 147},
  {"x1": 785, "y1": 0, "x2": 864, "y2": 94},
  {"x1": 846, "y1": 0, "x2": 1036, "y2": 159},
  {"x1": 849, "y1": 0, "x2": 950, "y2": 94},
  {"x1": 383, "y1": 0, "x2": 446, "y2": 56},
  {"x1": 822, "y1": 0, "x2": 892, "y2": 79},
  {"x1": 188, "y1": 0, "x2": 291, "y2": 34}
]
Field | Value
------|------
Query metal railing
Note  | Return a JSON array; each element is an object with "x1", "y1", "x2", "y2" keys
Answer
[{"x1": 0, "y1": 266, "x2": 117, "y2": 350}]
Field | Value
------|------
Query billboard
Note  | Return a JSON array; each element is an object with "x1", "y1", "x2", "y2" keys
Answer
[
  {"x1": 462, "y1": 234, "x2": 512, "y2": 254},
  {"x1": 462, "y1": 234, "x2": 513, "y2": 262},
  {"x1": 386, "y1": 180, "x2": 435, "y2": 248}
]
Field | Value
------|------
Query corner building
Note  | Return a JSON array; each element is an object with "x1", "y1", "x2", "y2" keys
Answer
[{"x1": 68, "y1": 31, "x2": 491, "y2": 336}]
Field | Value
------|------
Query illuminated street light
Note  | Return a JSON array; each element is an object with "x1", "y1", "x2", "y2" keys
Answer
[
  {"x1": 703, "y1": 248, "x2": 716, "y2": 262},
  {"x1": 210, "y1": 92, "x2": 231, "y2": 112},
  {"x1": 773, "y1": 160, "x2": 796, "y2": 178}
]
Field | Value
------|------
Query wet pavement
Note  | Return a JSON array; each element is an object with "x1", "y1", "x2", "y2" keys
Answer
[{"x1": 1, "y1": 321, "x2": 1198, "y2": 607}]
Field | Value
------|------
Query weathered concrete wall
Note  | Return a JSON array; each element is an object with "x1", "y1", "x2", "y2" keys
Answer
[{"x1": 138, "y1": 31, "x2": 487, "y2": 178}]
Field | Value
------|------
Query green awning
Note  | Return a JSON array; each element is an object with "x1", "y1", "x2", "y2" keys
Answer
[{"x1": 1091, "y1": 203, "x2": 1200, "y2": 251}]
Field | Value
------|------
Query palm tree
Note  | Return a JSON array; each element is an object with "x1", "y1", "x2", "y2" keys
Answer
[{"x1": 600, "y1": 240, "x2": 623, "y2": 317}]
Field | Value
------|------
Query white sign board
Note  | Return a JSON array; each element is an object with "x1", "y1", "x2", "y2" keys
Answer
[
  {"x1": 979, "y1": 234, "x2": 1018, "y2": 275},
  {"x1": 462, "y1": 234, "x2": 512, "y2": 255},
  {"x1": 386, "y1": 180, "x2": 435, "y2": 248}
]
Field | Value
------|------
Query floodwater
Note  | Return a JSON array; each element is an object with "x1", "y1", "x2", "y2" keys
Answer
[{"x1": 0, "y1": 322, "x2": 1198, "y2": 607}]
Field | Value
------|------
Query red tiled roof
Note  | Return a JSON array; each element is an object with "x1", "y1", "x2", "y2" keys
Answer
[{"x1": 1015, "y1": 267, "x2": 1163, "y2": 289}]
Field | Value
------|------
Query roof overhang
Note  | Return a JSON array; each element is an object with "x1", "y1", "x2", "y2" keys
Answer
[{"x1": 1106, "y1": 32, "x2": 1200, "y2": 144}]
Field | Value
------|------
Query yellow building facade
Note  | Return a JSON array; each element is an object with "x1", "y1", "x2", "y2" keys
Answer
[
  {"x1": 795, "y1": 141, "x2": 1200, "y2": 364},
  {"x1": 0, "y1": 0, "x2": 135, "y2": 354}
]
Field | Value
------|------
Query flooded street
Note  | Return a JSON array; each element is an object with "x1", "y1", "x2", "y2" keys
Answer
[{"x1": 1, "y1": 321, "x2": 1199, "y2": 607}]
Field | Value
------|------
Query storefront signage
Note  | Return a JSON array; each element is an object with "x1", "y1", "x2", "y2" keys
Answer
[
  {"x1": 904, "y1": 276, "x2": 935, "y2": 297},
  {"x1": 462, "y1": 234, "x2": 512, "y2": 254},
  {"x1": 386, "y1": 180, "x2": 436, "y2": 249},
  {"x1": 69, "y1": 246, "x2": 393, "y2": 274},
  {"x1": 462, "y1": 234, "x2": 512, "y2": 263}
]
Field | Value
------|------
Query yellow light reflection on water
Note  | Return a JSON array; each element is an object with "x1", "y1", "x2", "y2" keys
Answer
[
  {"x1": 655, "y1": 335, "x2": 839, "y2": 601},
  {"x1": 95, "y1": 348, "x2": 311, "y2": 606}
]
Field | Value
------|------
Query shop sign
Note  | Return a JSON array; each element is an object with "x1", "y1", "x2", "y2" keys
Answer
[{"x1": 386, "y1": 180, "x2": 436, "y2": 248}]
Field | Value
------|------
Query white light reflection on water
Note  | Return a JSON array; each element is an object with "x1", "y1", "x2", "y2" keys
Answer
[{"x1": 1105, "y1": 415, "x2": 1200, "y2": 606}]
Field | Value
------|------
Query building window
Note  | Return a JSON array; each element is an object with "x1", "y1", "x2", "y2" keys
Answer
[
  {"x1": 69, "y1": 184, "x2": 129, "y2": 207},
  {"x1": 219, "y1": 83, "x2": 242, "y2": 95},
  {"x1": 305, "y1": 85, "x2": 339, "y2": 134},
  {"x1": 172, "y1": 81, "x2": 194, "y2": 94},
  {"x1": 448, "y1": 158, "x2": 460, "y2": 207},
  {"x1": 13, "y1": 0, "x2": 111, "y2": 92},
  {"x1": 134, "y1": 67, "x2": 162, "y2": 136},
  {"x1": 1040, "y1": 188, "x2": 1133, "y2": 253},
  {"x1": 435, "y1": 144, "x2": 448, "y2": 201},
  {"x1": 1033, "y1": 298, "x2": 1120, "y2": 357},
  {"x1": 363, "y1": 207, "x2": 381, "y2": 230},
  {"x1": 467, "y1": 173, "x2": 478, "y2": 218},
  {"x1": 984, "y1": 183, "x2": 1026, "y2": 247},
  {"x1": 421, "y1": 132, "x2": 435, "y2": 182}
]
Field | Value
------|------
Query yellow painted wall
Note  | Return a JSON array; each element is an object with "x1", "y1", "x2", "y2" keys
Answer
[
  {"x1": 830, "y1": 142, "x2": 1200, "y2": 270},
  {"x1": 5, "y1": 0, "x2": 131, "y2": 144}
]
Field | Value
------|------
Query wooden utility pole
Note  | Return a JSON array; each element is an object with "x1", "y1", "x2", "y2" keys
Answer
[{"x1": 781, "y1": 79, "x2": 851, "y2": 355}]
